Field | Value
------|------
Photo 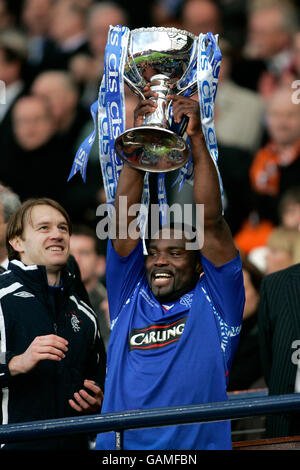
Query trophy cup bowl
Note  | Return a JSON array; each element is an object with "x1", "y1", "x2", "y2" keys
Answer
[{"x1": 114, "y1": 27, "x2": 198, "y2": 172}]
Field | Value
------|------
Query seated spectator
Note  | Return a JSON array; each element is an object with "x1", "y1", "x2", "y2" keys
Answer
[
  {"x1": 278, "y1": 186, "x2": 300, "y2": 230},
  {"x1": 0, "y1": 183, "x2": 21, "y2": 269},
  {"x1": 2, "y1": 95, "x2": 69, "y2": 204},
  {"x1": 276, "y1": 30, "x2": 300, "y2": 89},
  {"x1": 0, "y1": 0, "x2": 20, "y2": 31},
  {"x1": 69, "y1": 1, "x2": 129, "y2": 108},
  {"x1": 179, "y1": 0, "x2": 222, "y2": 36},
  {"x1": 31, "y1": 70, "x2": 95, "y2": 224},
  {"x1": 40, "y1": 0, "x2": 90, "y2": 71},
  {"x1": 70, "y1": 225, "x2": 110, "y2": 351},
  {"x1": 265, "y1": 226, "x2": 300, "y2": 275},
  {"x1": 0, "y1": 28, "x2": 28, "y2": 148},
  {"x1": 31, "y1": 70, "x2": 89, "y2": 141},
  {"x1": 240, "y1": 0, "x2": 299, "y2": 97},
  {"x1": 249, "y1": 86, "x2": 300, "y2": 224},
  {"x1": 240, "y1": 186, "x2": 300, "y2": 272},
  {"x1": 215, "y1": 39, "x2": 265, "y2": 154},
  {"x1": 248, "y1": 223, "x2": 300, "y2": 275},
  {"x1": 20, "y1": 0, "x2": 56, "y2": 80}
]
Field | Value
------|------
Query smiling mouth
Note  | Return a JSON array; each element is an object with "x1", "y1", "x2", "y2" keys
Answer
[
  {"x1": 152, "y1": 272, "x2": 173, "y2": 286},
  {"x1": 46, "y1": 246, "x2": 64, "y2": 252}
]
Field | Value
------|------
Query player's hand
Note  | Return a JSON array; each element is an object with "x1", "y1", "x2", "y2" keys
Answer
[
  {"x1": 69, "y1": 380, "x2": 104, "y2": 414},
  {"x1": 133, "y1": 82, "x2": 159, "y2": 127},
  {"x1": 167, "y1": 95, "x2": 203, "y2": 138},
  {"x1": 9, "y1": 334, "x2": 68, "y2": 376}
]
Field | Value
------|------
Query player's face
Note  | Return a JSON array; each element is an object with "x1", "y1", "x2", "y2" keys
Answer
[
  {"x1": 145, "y1": 228, "x2": 201, "y2": 302},
  {"x1": 11, "y1": 205, "x2": 70, "y2": 271}
]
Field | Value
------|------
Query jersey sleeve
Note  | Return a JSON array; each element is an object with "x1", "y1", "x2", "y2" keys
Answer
[
  {"x1": 200, "y1": 252, "x2": 245, "y2": 328},
  {"x1": 106, "y1": 239, "x2": 145, "y2": 322}
]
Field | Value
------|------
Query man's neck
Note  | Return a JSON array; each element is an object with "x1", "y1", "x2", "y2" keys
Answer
[{"x1": 47, "y1": 269, "x2": 62, "y2": 287}]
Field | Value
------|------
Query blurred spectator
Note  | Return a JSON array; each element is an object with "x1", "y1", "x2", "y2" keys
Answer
[
  {"x1": 13, "y1": 95, "x2": 54, "y2": 151},
  {"x1": 70, "y1": 224, "x2": 110, "y2": 351},
  {"x1": 151, "y1": 0, "x2": 185, "y2": 28},
  {"x1": 216, "y1": 0, "x2": 248, "y2": 49},
  {"x1": 0, "y1": 183, "x2": 21, "y2": 269},
  {"x1": 228, "y1": 257, "x2": 264, "y2": 391},
  {"x1": 21, "y1": 0, "x2": 56, "y2": 79},
  {"x1": 179, "y1": 0, "x2": 222, "y2": 36},
  {"x1": 241, "y1": 187, "x2": 300, "y2": 273},
  {"x1": 0, "y1": 0, "x2": 18, "y2": 30},
  {"x1": 278, "y1": 30, "x2": 300, "y2": 89},
  {"x1": 70, "y1": 1, "x2": 129, "y2": 108},
  {"x1": 216, "y1": 39, "x2": 265, "y2": 153},
  {"x1": 235, "y1": 86, "x2": 300, "y2": 259},
  {"x1": 249, "y1": 86, "x2": 300, "y2": 224},
  {"x1": 43, "y1": 0, "x2": 90, "y2": 71},
  {"x1": 1, "y1": 95, "x2": 68, "y2": 203},
  {"x1": 31, "y1": 69, "x2": 98, "y2": 224},
  {"x1": 235, "y1": 212, "x2": 275, "y2": 261},
  {"x1": 31, "y1": 70, "x2": 89, "y2": 145},
  {"x1": 278, "y1": 186, "x2": 300, "y2": 229},
  {"x1": 265, "y1": 226, "x2": 300, "y2": 275},
  {"x1": 242, "y1": 0, "x2": 299, "y2": 98},
  {"x1": 0, "y1": 28, "x2": 28, "y2": 146}
]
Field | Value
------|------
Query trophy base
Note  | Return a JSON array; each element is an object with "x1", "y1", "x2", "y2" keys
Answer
[{"x1": 114, "y1": 126, "x2": 191, "y2": 172}]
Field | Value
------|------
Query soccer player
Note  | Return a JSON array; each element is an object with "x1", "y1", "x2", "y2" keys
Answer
[{"x1": 95, "y1": 90, "x2": 245, "y2": 450}]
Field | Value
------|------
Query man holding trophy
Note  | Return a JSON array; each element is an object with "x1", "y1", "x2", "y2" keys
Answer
[{"x1": 70, "y1": 26, "x2": 245, "y2": 450}]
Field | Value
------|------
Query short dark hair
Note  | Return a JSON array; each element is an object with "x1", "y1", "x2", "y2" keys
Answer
[{"x1": 6, "y1": 198, "x2": 72, "y2": 260}]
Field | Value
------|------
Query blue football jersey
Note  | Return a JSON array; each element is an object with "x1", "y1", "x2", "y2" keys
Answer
[{"x1": 95, "y1": 240, "x2": 244, "y2": 450}]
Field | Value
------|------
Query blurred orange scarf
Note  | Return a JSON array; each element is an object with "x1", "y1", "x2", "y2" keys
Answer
[{"x1": 250, "y1": 138, "x2": 300, "y2": 196}]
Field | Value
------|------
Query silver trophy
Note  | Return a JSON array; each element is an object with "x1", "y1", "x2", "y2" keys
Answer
[{"x1": 114, "y1": 27, "x2": 199, "y2": 172}]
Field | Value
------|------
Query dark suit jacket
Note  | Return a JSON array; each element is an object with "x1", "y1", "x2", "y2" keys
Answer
[{"x1": 258, "y1": 263, "x2": 300, "y2": 437}]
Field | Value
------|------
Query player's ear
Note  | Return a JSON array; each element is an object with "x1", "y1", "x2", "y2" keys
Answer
[{"x1": 9, "y1": 236, "x2": 24, "y2": 254}]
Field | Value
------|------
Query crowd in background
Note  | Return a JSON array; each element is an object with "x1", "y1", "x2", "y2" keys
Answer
[{"x1": 1, "y1": 0, "x2": 300, "y2": 411}]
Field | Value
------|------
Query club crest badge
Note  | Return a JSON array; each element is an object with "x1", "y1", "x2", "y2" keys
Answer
[{"x1": 69, "y1": 311, "x2": 81, "y2": 332}]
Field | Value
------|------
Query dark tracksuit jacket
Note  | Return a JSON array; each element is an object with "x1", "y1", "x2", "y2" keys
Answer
[{"x1": 0, "y1": 259, "x2": 106, "y2": 450}]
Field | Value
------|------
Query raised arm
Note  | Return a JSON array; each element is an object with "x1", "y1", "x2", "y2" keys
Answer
[{"x1": 170, "y1": 95, "x2": 237, "y2": 265}]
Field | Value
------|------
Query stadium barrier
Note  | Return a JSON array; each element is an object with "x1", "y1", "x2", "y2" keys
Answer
[{"x1": 0, "y1": 391, "x2": 300, "y2": 450}]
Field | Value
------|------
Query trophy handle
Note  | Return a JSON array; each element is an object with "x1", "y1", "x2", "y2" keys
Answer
[{"x1": 124, "y1": 76, "x2": 145, "y2": 100}]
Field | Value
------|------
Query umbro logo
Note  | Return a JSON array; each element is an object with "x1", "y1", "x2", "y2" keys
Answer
[{"x1": 13, "y1": 291, "x2": 35, "y2": 298}]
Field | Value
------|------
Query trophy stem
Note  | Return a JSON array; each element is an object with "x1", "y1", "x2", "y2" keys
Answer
[{"x1": 143, "y1": 74, "x2": 170, "y2": 129}]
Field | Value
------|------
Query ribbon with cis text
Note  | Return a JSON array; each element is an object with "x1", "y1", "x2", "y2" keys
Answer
[
  {"x1": 173, "y1": 32, "x2": 224, "y2": 209},
  {"x1": 97, "y1": 25, "x2": 150, "y2": 236},
  {"x1": 67, "y1": 99, "x2": 98, "y2": 182},
  {"x1": 158, "y1": 32, "x2": 223, "y2": 225}
]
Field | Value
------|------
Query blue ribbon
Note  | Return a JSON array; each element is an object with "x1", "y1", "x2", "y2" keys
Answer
[{"x1": 67, "y1": 99, "x2": 98, "y2": 182}]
